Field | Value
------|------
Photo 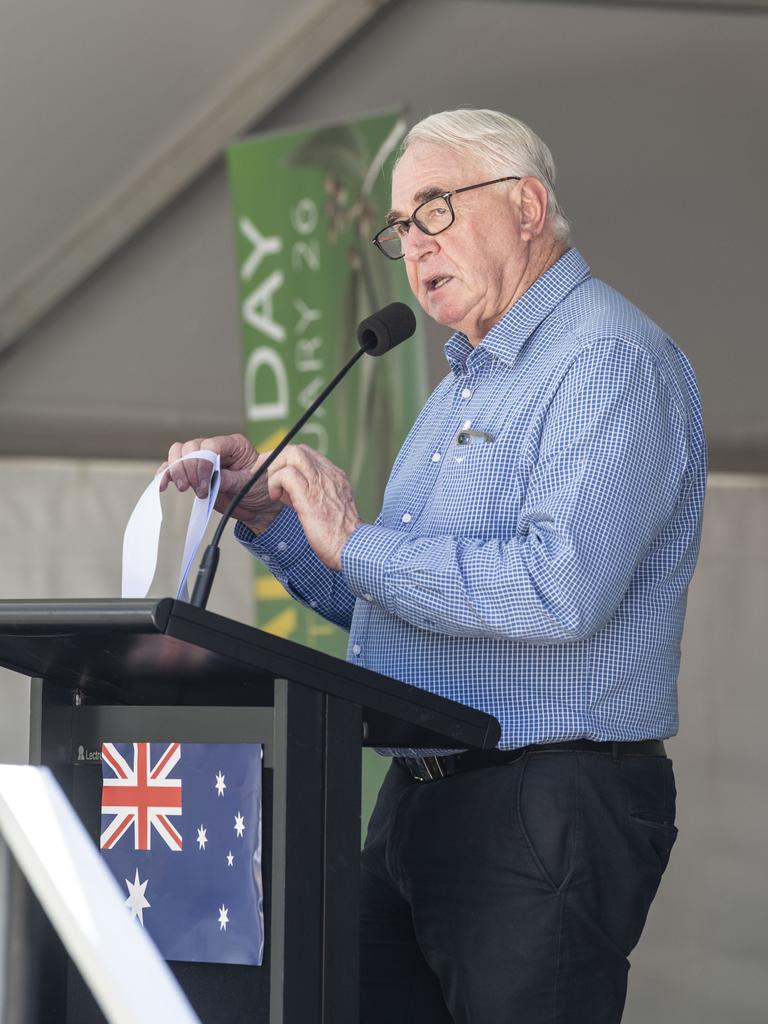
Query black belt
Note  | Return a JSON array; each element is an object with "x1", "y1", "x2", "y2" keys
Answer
[{"x1": 394, "y1": 739, "x2": 667, "y2": 783}]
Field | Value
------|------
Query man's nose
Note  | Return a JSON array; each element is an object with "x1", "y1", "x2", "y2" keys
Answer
[{"x1": 402, "y1": 225, "x2": 438, "y2": 261}]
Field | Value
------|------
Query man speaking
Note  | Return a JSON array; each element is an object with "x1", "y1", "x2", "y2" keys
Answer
[{"x1": 165, "y1": 109, "x2": 706, "y2": 1023}]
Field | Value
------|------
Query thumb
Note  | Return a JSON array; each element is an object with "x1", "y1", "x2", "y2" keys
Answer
[{"x1": 219, "y1": 465, "x2": 253, "y2": 495}]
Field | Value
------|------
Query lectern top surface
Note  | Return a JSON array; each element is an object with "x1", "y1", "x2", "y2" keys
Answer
[{"x1": 0, "y1": 599, "x2": 500, "y2": 750}]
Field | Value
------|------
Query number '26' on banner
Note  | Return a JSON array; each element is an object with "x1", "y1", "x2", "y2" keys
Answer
[{"x1": 99, "y1": 741, "x2": 264, "y2": 966}]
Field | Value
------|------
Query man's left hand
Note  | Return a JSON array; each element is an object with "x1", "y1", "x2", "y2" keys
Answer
[{"x1": 266, "y1": 445, "x2": 363, "y2": 571}]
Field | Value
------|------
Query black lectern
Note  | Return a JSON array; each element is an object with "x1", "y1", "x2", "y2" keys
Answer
[{"x1": 0, "y1": 599, "x2": 500, "y2": 1024}]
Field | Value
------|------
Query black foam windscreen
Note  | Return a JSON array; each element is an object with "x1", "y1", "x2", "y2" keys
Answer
[{"x1": 356, "y1": 302, "x2": 417, "y2": 357}]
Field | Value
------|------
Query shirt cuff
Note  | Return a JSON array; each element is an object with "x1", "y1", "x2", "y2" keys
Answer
[
  {"x1": 341, "y1": 524, "x2": 410, "y2": 610},
  {"x1": 234, "y1": 507, "x2": 302, "y2": 566}
]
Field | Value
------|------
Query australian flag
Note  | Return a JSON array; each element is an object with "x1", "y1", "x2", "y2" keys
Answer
[{"x1": 100, "y1": 741, "x2": 264, "y2": 966}]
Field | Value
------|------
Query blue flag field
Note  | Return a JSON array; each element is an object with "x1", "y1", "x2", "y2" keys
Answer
[{"x1": 100, "y1": 741, "x2": 264, "y2": 966}]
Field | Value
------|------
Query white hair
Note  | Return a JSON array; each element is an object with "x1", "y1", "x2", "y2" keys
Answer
[{"x1": 398, "y1": 108, "x2": 570, "y2": 242}]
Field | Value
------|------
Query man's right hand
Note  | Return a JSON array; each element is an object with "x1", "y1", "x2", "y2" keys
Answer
[{"x1": 159, "y1": 433, "x2": 283, "y2": 533}]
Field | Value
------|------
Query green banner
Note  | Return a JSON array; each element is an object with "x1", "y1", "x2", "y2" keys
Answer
[{"x1": 226, "y1": 111, "x2": 426, "y2": 657}]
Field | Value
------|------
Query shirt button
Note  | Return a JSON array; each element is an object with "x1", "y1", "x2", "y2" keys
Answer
[
  {"x1": 431, "y1": 452, "x2": 441, "y2": 463},
  {"x1": 401, "y1": 512, "x2": 412, "y2": 524},
  {"x1": 277, "y1": 541, "x2": 287, "y2": 552},
  {"x1": 363, "y1": 593, "x2": 373, "y2": 602},
  {"x1": 352, "y1": 643, "x2": 361, "y2": 655},
  {"x1": 261, "y1": 555, "x2": 270, "y2": 564},
  {"x1": 310, "y1": 600, "x2": 317, "y2": 609},
  {"x1": 461, "y1": 387, "x2": 472, "y2": 399}
]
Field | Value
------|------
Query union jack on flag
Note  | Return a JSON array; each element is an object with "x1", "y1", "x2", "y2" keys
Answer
[{"x1": 100, "y1": 742, "x2": 183, "y2": 851}]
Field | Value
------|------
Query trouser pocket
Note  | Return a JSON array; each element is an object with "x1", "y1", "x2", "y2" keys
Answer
[
  {"x1": 517, "y1": 752, "x2": 579, "y2": 892},
  {"x1": 620, "y1": 755, "x2": 677, "y2": 871}
]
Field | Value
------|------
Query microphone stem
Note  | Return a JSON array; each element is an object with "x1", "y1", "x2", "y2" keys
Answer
[
  {"x1": 190, "y1": 340, "x2": 371, "y2": 609},
  {"x1": 213, "y1": 341, "x2": 370, "y2": 547}
]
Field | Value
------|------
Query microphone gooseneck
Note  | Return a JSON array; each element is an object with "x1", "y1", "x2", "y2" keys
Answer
[{"x1": 189, "y1": 302, "x2": 417, "y2": 609}]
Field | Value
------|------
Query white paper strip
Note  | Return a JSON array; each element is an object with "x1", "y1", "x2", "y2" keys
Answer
[{"x1": 121, "y1": 451, "x2": 221, "y2": 600}]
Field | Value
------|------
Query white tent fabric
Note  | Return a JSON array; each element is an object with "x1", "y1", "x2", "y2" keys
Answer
[{"x1": 1, "y1": 1, "x2": 767, "y2": 465}]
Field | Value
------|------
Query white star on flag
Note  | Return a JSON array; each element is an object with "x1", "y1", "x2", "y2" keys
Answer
[
  {"x1": 215, "y1": 771, "x2": 226, "y2": 796},
  {"x1": 197, "y1": 825, "x2": 208, "y2": 850},
  {"x1": 226, "y1": 851, "x2": 234, "y2": 867},
  {"x1": 218, "y1": 905, "x2": 229, "y2": 931},
  {"x1": 124, "y1": 868, "x2": 150, "y2": 925},
  {"x1": 234, "y1": 812, "x2": 245, "y2": 838}
]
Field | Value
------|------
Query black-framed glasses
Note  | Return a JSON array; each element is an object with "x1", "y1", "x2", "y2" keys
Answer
[{"x1": 372, "y1": 176, "x2": 520, "y2": 260}]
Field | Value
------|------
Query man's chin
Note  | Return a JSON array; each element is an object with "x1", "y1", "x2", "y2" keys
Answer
[
  {"x1": 421, "y1": 291, "x2": 466, "y2": 329},
  {"x1": 423, "y1": 309, "x2": 458, "y2": 331}
]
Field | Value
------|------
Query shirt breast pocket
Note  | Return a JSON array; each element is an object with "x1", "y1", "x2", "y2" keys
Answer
[{"x1": 432, "y1": 440, "x2": 522, "y2": 534}]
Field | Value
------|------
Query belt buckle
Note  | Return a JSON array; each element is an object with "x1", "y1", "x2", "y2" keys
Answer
[{"x1": 403, "y1": 755, "x2": 447, "y2": 782}]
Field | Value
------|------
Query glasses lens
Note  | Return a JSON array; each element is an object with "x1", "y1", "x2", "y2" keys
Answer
[
  {"x1": 375, "y1": 225, "x2": 404, "y2": 259},
  {"x1": 374, "y1": 195, "x2": 454, "y2": 258},
  {"x1": 413, "y1": 196, "x2": 453, "y2": 235}
]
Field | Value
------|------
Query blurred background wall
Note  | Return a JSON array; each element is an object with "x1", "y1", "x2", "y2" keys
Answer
[{"x1": 1, "y1": 1, "x2": 766, "y2": 1020}]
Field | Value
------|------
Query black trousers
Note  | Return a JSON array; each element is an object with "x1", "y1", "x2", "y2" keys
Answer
[{"x1": 360, "y1": 749, "x2": 677, "y2": 1024}]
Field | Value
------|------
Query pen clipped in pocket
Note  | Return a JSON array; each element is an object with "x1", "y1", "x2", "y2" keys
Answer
[{"x1": 454, "y1": 428, "x2": 495, "y2": 446}]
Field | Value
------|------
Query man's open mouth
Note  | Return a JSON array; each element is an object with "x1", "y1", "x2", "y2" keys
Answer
[{"x1": 428, "y1": 275, "x2": 452, "y2": 292}]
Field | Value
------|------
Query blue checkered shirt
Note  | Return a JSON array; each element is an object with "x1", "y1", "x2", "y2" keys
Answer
[{"x1": 236, "y1": 248, "x2": 706, "y2": 749}]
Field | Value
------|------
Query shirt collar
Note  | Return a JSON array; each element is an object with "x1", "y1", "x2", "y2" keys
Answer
[{"x1": 443, "y1": 247, "x2": 592, "y2": 374}]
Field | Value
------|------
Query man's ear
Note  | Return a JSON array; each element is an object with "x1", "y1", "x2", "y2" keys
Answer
[{"x1": 518, "y1": 177, "x2": 549, "y2": 241}]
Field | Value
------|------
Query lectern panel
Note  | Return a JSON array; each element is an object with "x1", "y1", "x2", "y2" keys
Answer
[{"x1": 1, "y1": 599, "x2": 499, "y2": 1023}]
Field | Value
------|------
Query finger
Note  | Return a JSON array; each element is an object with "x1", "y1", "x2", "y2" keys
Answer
[
  {"x1": 164, "y1": 440, "x2": 199, "y2": 492},
  {"x1": 264, "y1": 446, "x2": 292, "y2": 476},
  {"x1": 267, "y1": 464, "x2": 310, "y2": 508},
  {"x1": 178, "y1": 439, "x2": 209, "y2": 494},
  {"x1": 269, "y1": 444, "x2": 325, "y2": 488},
  {"x1": 185, "y1": 437, "x2": 242, "y2": 495},
  {"x1": 294, "y1": 443, "x2": 340, "y2": 474},
  {"x1": 164, "y1": 434, "x2": 259, "y2": 496},
  {"x1": 253, "y1": 449, "x2": 274, "y2": 472},
  {"x1": 208, "y1": 433, "x2": 259, "y2": 471},
  {"x1": 187, "y1": 441, "x2": 223, "y2": 497}
]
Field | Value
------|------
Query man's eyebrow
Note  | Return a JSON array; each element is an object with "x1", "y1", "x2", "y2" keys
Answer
[{"x1": 386, "y1": 185, "x2": 448, "y2": 224}]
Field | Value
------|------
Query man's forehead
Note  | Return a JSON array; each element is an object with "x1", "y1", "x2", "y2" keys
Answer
[
  {"x1": 387, "y1": 182, "x2": 448, "y2": 220},
  {"x1": 390, "y1": 143, "x2": 478, "y2": 215}
]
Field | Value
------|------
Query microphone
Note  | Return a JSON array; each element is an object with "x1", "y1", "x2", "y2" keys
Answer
[
  {"x1": 189, "y1": 302, "x2": 417, "y2": 609},
  {"x1": 357, "y1": 302, "x2": 417, "y2": 356}
]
